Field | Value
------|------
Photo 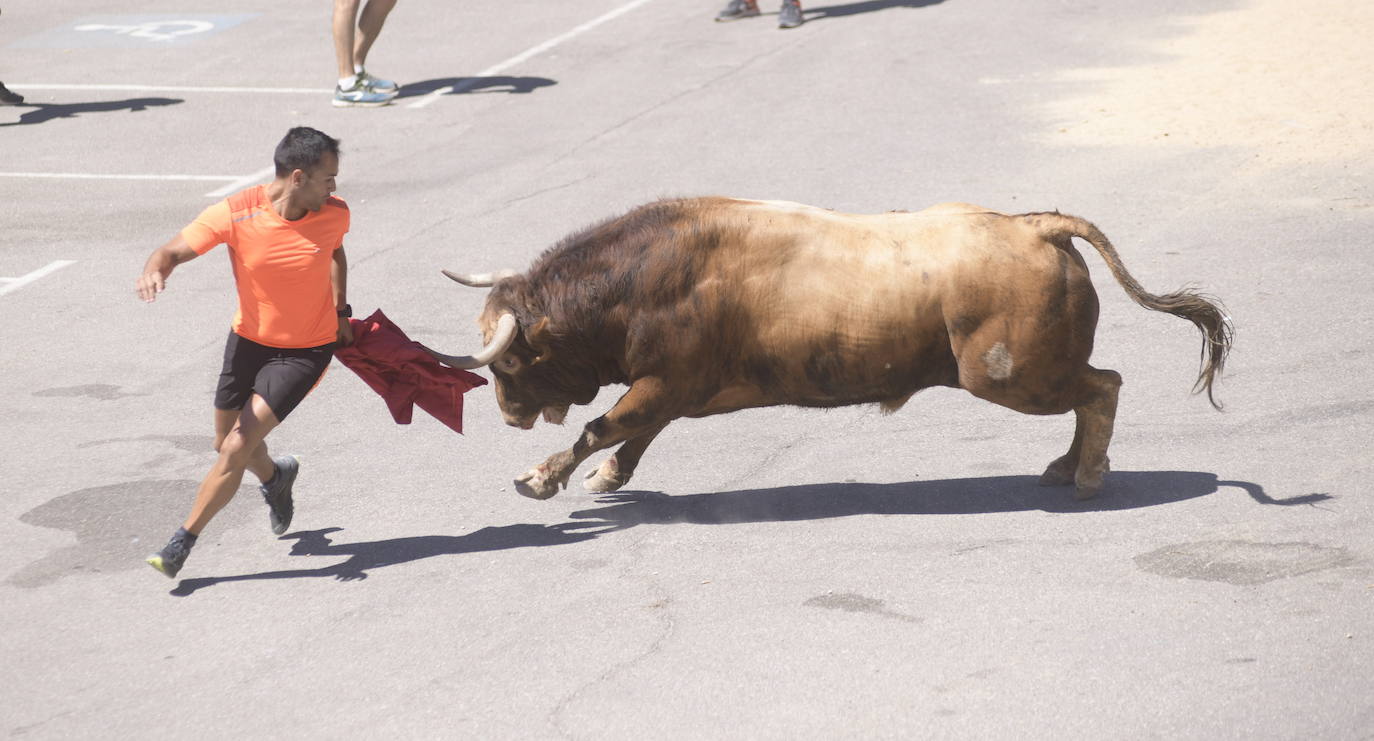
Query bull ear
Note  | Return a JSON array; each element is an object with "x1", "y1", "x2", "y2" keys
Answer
[{"x1": 526, "y1": 317, "x2": 553, "y2": 360}]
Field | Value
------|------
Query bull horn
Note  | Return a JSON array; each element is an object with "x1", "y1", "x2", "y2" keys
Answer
[
  {"x1": 424, "y1": 313, "x2": 518, "y2": 369},
  {"x1": 442, "y1": 269, "x2": 518, "y2": 287}
]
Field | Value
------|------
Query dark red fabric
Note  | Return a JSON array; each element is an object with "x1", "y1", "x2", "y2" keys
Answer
[{"x1": 334, "y1": 309, "x2": 487, "y2": 434}]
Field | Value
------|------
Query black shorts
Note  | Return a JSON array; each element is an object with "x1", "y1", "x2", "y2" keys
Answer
[{"x1": 214, "y1": 332, "x2": 333, "y2": 421}]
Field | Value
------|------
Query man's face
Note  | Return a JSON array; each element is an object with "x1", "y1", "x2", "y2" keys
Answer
[{"x1": 297, "y1": 152, "x2": 339, "y2": 211}]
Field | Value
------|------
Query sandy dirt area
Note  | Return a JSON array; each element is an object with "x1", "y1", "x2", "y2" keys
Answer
[{"x1": 1044, "y1": 0, "x2": 1373, "y2": 168}]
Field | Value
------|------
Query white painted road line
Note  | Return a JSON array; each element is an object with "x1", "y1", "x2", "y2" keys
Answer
[
  {"x1": 407, "y1": 0, "x2": 658, "y2": 109},
  {"x1": 203, "y1": 166, "x2": 275, "y2": 198},
  {"x1": 0, "y1": 260, "x2": 77, "y2": 297},
  {"x1": 9, "y1": 83, "x2": 331, "y2": 94},
  {"x1": 0, "y1": 172, "x2": 239, "y2": 182},
  {"x1": 0, "y1": 170, "x2": 269, "y2": 198}
]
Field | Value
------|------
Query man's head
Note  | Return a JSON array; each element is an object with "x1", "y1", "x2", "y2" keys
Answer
[{"x1": 273, "y1": 127, "x2": 340, "y2": 212}]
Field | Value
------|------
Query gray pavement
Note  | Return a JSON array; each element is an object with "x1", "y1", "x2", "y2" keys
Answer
[{"x1": 2, "y1": 0, "x2": 1372, "y2": 738}]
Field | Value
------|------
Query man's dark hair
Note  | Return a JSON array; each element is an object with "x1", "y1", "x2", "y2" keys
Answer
[{"x1": 273, "y1": 127, "x2": 341, "y2": 177}]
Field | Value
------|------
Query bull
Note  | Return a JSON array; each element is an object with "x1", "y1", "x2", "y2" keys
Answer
[{"x1": 426, "y1": 197, "x2": 1231, "y2": 501}]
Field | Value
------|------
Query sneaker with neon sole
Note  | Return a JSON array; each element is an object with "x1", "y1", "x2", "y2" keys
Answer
[
  {"x1": 146, "y1": 530, "x2": 195, "y2": 578},
  {"x1": 333, "y1": 80, "x2": 394, "y2": 107}
]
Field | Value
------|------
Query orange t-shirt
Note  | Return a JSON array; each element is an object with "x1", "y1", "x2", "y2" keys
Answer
[{"x1": 181, "y1": 185, "x2": 349, "y2": 348}]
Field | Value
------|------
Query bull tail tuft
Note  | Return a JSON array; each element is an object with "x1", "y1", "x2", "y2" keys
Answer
[{"x1": 1024, "y1": 212, "x2": 1234, "y2": 410}]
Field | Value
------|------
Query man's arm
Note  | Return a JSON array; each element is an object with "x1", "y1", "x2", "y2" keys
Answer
[
  {"x1": 332, "y1": 245, "x2": 353, "y2": 345},
  {"x1": 136, "y1": 235, "x2": 200, "y2": 302}
]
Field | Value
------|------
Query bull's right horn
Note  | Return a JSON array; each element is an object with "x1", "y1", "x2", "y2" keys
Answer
[
  {"x1": 424, "y1": 313, "x2": 518, "y2": 369},
  {"x1": 442, "y1": 269, "x2": 518, "y2": 287}
]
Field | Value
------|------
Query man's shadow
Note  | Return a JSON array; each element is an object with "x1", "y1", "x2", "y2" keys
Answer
[
  {"x1": 168, "y1": 471, "x2": 1328, "y2": 596},
  {"x1": 801, "y1": 0, "x2": 947, "y2": 22},
  {"x1": 394, "y1": 76, "x2": 557, "y2": 100},
  {"x1": 170, "y1": 522, "x2": 607, "y2": 596},
  {"x1": 0, "y1": 97, "x2": 182, "y2": 127}
]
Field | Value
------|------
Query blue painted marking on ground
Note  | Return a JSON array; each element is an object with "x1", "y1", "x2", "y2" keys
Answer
[{"x1": 8, "y1": 15, "x2": 259, "y2": 49}]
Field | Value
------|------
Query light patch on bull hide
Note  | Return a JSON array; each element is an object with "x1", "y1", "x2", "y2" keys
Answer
[{"x1": 983, "y1": 342, "x2": 1014, "y2": 380}]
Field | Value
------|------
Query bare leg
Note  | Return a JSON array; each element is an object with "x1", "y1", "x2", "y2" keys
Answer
[
  {"x1": 354, "y1": 0, "x2": 398, "y2": 70},
  {"x1": 516, "y1": 378, "x2": 674, "y2": 499},
  {"x1": 214, "y1": 406, "x2": 274, "y2": 484},
  {"x1": 333, "y1": 0, "x2": 362, "y2": 79},
  {"x1": 583, "y1": 423, "x2": 669, "y2": 493},
  {"x1": 184, "y1": 395, "x2": 281, "y2": 534}
]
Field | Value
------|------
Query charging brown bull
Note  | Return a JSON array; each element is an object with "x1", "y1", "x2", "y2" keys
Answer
[{"x1": 426, "y1": 197, "x2": 1232, "y2": 500}]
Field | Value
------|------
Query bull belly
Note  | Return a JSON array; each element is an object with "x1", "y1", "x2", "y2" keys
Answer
[{"x1": 694, "y1": 366, "x2": 955, "y2": 417}]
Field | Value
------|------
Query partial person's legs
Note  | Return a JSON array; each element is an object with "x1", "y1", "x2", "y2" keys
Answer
[
  {"x1": 332, "y1": 0, "x2": 398, "y2": 105},
  {"x1": 147, "y1": 396, "x2": 281, "y2": 578}
]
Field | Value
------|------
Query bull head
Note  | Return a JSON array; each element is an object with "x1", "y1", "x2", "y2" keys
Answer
[{"x1": 425, "y1": 269, "x2": 573, "y2": 429}]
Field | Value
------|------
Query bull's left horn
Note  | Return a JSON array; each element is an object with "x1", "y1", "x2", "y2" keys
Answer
[
  {"x1": 442, "y1": 269, "x2": 517, "y2": 287},
  {"x1": 424, "y1": 313, "x2": 518, "y2": 369}
]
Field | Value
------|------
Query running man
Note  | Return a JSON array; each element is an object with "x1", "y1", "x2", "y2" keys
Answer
[{"x1": 137, "y1": 127, "x2": 354, "y2": 578}]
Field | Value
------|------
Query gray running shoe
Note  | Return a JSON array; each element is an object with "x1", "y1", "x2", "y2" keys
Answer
[
  {"x1": 333, "y1": 80, "x2": 393, "y2": 108},
  {"x1": 147, "y1": 531, "x2": 194, "y2": 578},
  {"x1": 778, "y1": 0, "x2": 804, "y2": 28},
  {"x1": 0, "y1": 82, "x2": 23, "y2": 106},
  {"x1": 716, "y1": 0, "x2": 761, "y2": 21},
  {"x1": 357, "y1": 69, "x2": 399, "y2": 95},
  {"x1": 261, "y1": 455, "x2": 298, "y2": 535}
]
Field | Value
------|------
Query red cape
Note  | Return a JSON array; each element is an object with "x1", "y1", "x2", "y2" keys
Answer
[{"x1": 334, "y1": 309, "x2": 488, "y2": 434}]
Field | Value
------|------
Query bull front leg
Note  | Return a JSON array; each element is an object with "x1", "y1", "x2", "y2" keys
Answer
[
  {"x1": 583, "y1": 423, "x2": 669, "y2": 493},
  {"x1": 515, "y1": 378, "x2": 674, "y2": 499}
]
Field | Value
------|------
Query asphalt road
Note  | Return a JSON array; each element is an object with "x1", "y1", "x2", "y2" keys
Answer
[{"x1": 2, "y1": 1, "x2": 1371, "y2": 738}]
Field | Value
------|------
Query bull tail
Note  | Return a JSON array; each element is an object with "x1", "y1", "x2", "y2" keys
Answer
[{"x1": 1025, "y1": 212, "x2": 1234, "y2": 410}]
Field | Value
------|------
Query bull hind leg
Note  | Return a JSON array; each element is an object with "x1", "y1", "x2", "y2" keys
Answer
[
  {"x1": 1039, "y1": 368, "x2": 1122, "y2": 499},
  {"x1": 584, "y1": 424, "x2": 668, "y2": 493}
]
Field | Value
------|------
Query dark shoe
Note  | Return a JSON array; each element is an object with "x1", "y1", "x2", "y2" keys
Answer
[
  {"x1": 716, "y1": 0, "x2": 761, "y2": 21},
  {"x1": 778, "y1": 0, "x2": 804, "y2": 28},
  {"x1": 261, "y1": 455, "x2": 298, "y2": 535},
  {"x1": 147, "y1": 530, "x2": 195, "y2": 578},
  {"x1": 0, "y1": 82, "x2": 23, "y2": 105}
]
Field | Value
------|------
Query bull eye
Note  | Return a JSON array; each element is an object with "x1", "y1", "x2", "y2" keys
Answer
[{"x1": 497, "y1": 355, "x2": 521, "y2": 373}]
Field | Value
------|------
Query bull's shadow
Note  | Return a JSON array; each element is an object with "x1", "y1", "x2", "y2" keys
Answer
[
  {"x1": 567, "y1": 471, "x2": 1329, "y2": 532},
  {"x1": 394, "y1": 76, "x2": 557, "y2": 100},
  {"x1": 166, "y1": 472, "x2": 1325, "y2": 596}
]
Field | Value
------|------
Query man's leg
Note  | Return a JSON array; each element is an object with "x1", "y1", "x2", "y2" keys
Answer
[
  {"x1": 354, "y1": 0, "x2": 398, "y2": 70},
  {"x1": 214, "y1": 406, "x2": 275, "y2": 485},
  {"x1": 183, "y1": 394, "x2": 281, "y2": 534},
  {"x1": 333, "y1": 0, "x2": 363, "y2": 79},
  {"x1": 147, "y1": 395, "x2": 280, "y2": 578}
]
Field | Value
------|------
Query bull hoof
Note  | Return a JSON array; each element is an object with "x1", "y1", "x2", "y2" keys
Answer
[
  {"x1": 1072, "y1": 458, "x2": 1109, "y2": 500},
  {"x1": 583, "y1": 459, "x2": 631, "y2": 493},
  {"x1": 1038, "y1": 457, "x2": 1076, "y2": 487},
  {"x1": 514, "y1": 467, "x2": 560, "y2": 500}
]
